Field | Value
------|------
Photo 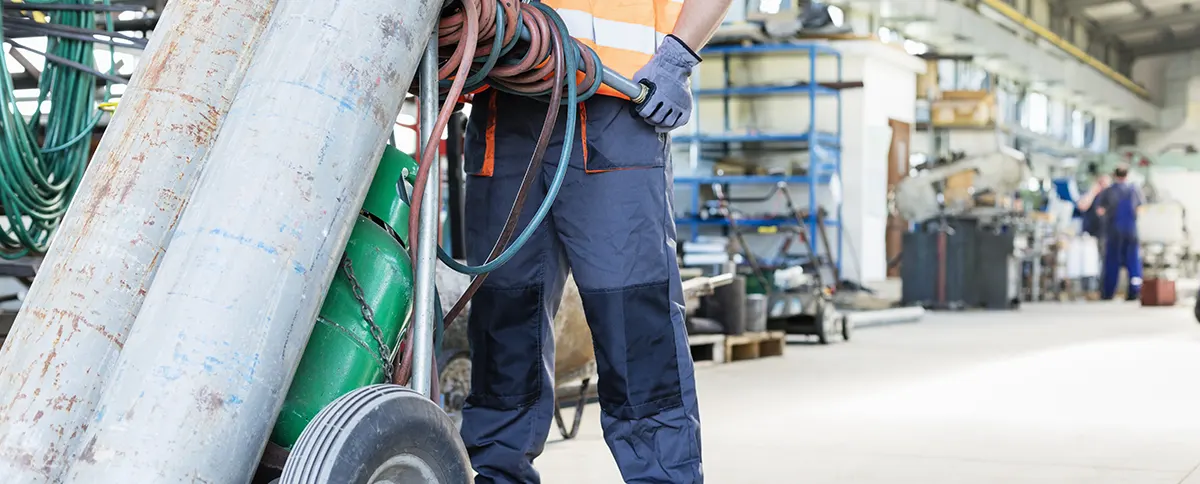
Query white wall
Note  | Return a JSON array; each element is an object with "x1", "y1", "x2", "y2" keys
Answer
[
  {"x1": 1132, "y1": 55, "x2": 1169, "y2": 105},
  {"x1": 1133, "y1": 51, "x2": 1200, "y2": 152},
  {"x1": 674, "y1": 41, "x2": 923, "y2": 283}
]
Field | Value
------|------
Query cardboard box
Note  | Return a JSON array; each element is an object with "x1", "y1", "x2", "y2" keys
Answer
[
  {"x1": 941, "y1": 90, "x2": 992, "y2": 101},
  {"x1": 932, "y1": 92, "x2": 995, "y2": 128}
]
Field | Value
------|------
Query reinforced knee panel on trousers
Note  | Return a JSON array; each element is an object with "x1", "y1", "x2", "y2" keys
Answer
[{"x1": 271, "y1": 146, "x2": 417, "y2": 449}]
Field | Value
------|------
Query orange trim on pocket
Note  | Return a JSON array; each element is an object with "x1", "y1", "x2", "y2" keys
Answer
[
  {"x1": 482, "y1": 94, "x2": 497, "y2": 177},
  {"x1": 581, "y1": 103, "x2": 620, "y2": 174},
  {"x1": 579, "y1": 103, "x2": 589, "y2": 168},
  {"x1": 586, "y1": 166, "x2": 653, "y2": 174}
]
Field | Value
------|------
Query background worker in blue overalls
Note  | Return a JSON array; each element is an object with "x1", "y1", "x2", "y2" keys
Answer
[
  {"x1": 1094, "y1": 165, "x2": 1145, "y2": 301},
  {"x1": 459, "y1": 0, "x2": 732, "y2": 482}
]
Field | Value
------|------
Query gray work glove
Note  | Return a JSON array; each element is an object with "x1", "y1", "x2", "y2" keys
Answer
[{"x1": 633, "y1": 34, "x2": 702, "y2": 133}]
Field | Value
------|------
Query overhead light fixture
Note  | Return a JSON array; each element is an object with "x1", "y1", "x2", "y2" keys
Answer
[
  {"x1": 903, "y1": 39, "x2": 929, "y2": 56},
  {"x1": 878, "y1": 26, "x2": 895, "y2": 42},
  {"x1": 757, "y1": 0, "x2": 783, "y2": 15},
  {"x1": 827, "y1": 5, "x2": 844, "y2": 26}
]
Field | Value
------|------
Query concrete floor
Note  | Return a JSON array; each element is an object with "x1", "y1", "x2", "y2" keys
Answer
[{"x1": 535, "y1": 301, "x2": 1200, "y2": 483}]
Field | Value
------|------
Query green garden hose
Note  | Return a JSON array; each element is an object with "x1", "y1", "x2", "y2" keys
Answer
[{"x1": 0, "y1": 0, "x2": 113, "y2": 259}]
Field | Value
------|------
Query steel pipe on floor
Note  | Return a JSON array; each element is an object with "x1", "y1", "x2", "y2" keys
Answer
[
  {"x1": 844, "y1": 306, "x2": 926, "y2": 328},
  {"x1": 0, "y1": 1, "x2": 278, "y2": 481},
  {"x1": 59, "y1": 0, "x2": 441, "y2": 481}
]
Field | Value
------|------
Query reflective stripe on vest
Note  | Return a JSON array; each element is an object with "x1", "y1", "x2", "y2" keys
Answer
[{"x1": 542, "y1": 0, "x2": 684, "y2": 98}]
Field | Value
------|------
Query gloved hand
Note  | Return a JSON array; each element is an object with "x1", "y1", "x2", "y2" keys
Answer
[{"x1": 633, "y1": 34, "x2": 701, "y2": 133}]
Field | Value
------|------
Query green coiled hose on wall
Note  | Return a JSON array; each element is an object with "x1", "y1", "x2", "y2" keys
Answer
[{"x1": 0, "y1": 0, "x2": 113, "y2": 259}]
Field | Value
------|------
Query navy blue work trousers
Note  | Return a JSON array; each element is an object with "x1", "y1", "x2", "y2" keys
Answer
[{"x1": 459, "y1": 91, "x2": 703, "y2": 484}]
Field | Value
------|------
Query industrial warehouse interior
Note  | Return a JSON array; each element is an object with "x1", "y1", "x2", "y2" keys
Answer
[{"x1": 1, "y1": 0, "x2": 1200, "y2": 483}]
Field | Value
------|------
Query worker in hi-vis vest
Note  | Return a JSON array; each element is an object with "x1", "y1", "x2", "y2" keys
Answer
[{"x1": 459, "y1": 0, "x2": 731, "y2": 482}]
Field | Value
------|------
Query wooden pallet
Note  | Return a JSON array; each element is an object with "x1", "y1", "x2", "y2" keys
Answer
[
  {"x1": 724, "y1": 331, "x2": 786, "y2": 362},
  {"x1": 688, "y1": 331, "x2": 786, "y2": 364},
  {"x1": 688, "y1": 334, "x2": 727, "y2": 364}
]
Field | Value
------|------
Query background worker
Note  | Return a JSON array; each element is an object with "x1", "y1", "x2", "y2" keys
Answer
[
  {"x1": 1094, "y1": 165, "x2": 1145, "y2": 301},
  {"x1": 1077, "y1": 173, "x2": 1111, "y2": 244},
  {"x1": 1076, "y1": 173, "x2": 1111, "y2": 295},
  {"x1": 459, "y1": 0, "x2": 733, "y2": 482}
]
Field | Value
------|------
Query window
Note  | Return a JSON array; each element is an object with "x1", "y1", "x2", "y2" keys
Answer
[
  {"x1": 996, "y1": 77, "x2": 1024, "y2": 128},
  {"x1": 938, "y1": 60, "x2": 990, "y2": 91},
  {"x1": 1070, "y1": 109, "x2": 1085, "y2": 148},
  {"x1": 1048, "y1": 98, "x2": 1066, "y2": 140},
  {"x1": 1084, "y1": 114, "x2": 1099, "y2": 150},
  {"x1": 1070, "y1": 104, "x2": 1080, "y2": 144},
  {"x1": 1027, "y1": 92, "x2": 1048, "y2": 134},
  {"x1": 937, "y1": 60, "x2": 957, "y2": 91}
]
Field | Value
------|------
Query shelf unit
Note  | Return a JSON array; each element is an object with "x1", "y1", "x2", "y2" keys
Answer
[{"x1": 674, "y1": 42, "x2": 844, "y2": 276}]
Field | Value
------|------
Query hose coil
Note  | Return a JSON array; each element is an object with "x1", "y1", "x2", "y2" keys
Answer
[
  {"x1": 396, "y1": 0, "x2": 601, "y2": 384},
  {"x1": 0, "y1": 0, "x2": 115, "y2": 259}
]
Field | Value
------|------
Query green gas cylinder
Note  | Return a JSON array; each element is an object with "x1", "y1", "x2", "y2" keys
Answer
[{"x1": 270, "y1": 145, "x2": 419, "y2": 449}]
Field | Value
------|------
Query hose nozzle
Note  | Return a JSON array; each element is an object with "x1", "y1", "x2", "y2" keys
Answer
[{"x1": 601, "y1": 66, "x2": 652, "y2": 106}]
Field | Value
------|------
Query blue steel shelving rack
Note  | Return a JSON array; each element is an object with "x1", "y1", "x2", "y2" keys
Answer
[{"x1": 674, "y1": 42, "x2": 843, "y2": 275}]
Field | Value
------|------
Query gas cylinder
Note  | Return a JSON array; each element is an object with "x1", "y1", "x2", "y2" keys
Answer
[{"x1": 270, "y1": 145, "x2": 418, "y2": 449}]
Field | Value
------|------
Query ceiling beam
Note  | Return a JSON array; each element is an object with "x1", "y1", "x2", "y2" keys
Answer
[
  {"x1": 1057, "y1": 0, "x2": 1157, "y2": 48},
  {"x1": 1098, "y1": 9, "x2": 1200, "y2": 35},
  {"x1": 1121, "y1": 0, "x2": 1173, "y2": 42},
  {"x1": 1128, "y1": 29, "x2": 1200, "y2": 56},
  {"x1": 1062, "y1": 0, "x2": 1121, "y2": 11},
  {"x1": 1124, "y1": 0, "x2": 1153, "y2": 17}
]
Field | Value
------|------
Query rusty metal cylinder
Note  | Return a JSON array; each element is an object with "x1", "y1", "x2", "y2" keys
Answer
[
  {"x1": 0, "y1": 1, "x2": 278, "y2": 481},
  {"x1": 59, "y1": 0, "x2": 440, "y2": 481}
]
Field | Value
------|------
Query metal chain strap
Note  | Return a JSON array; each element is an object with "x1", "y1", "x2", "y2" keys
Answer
[{"x1": 340, "y1": 254, "x2": 394, "y2": 382}]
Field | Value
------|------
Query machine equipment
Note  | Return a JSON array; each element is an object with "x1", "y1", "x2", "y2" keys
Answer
[
  {"x1": 711, "y1": 0, "x2": 852, "y2": 44},
  {"x1": 894, "y1": 147, "x2": 1031, "y2": 309},
  {"x1": 1138, "y1": 202, "x2": 1190, "y2": 305},
  {"x1": 894, "y1": 146, "x2": 1030, "y2": 224},
  {"x1": 703, "y1": 181, "x2": 849, "y2": 344}
]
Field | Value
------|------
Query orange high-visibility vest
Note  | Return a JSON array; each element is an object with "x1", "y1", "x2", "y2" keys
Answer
[{"x1": 542, "y1": 0, "x2": 685, "y2": 99}]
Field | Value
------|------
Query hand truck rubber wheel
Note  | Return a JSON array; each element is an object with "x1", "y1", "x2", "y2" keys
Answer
[{"x1": 280, "y1": 384, "x2": 471, "y2": 484}]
